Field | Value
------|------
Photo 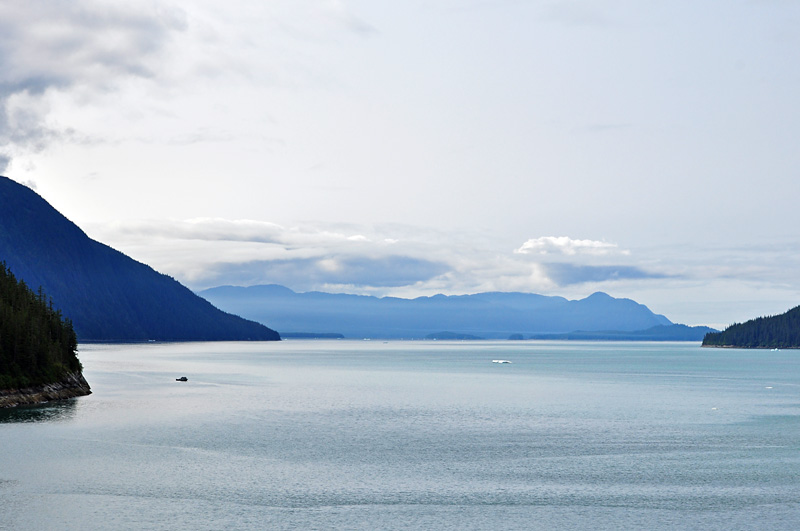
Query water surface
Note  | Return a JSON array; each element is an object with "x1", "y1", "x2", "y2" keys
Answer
[{"x1": 1, "y1": 341, "x2": 799, "y2": 529}]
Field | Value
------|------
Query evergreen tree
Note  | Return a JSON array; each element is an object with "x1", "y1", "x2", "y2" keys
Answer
[
  {"x1": 0, "y1": 262, "x2": 81, "y2": 389},
  {"x1": 703, "y1": 306, "x2": 800, "y2": 348}
]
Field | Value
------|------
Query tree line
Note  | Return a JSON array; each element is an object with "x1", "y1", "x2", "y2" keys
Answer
[
  {"x1": 0, "y1": 262, "x2": 81, "y2": 389},
  {"x1": 702, "y1": 305, "x2": 800, "y2": 348}
]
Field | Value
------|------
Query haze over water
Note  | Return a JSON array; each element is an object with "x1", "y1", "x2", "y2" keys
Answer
[{"x1": 2, "y1": 341, "x2": 799, "y2": 530}]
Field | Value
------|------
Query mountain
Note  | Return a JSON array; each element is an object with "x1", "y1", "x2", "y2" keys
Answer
[
  {"x1": 199, "y1": 284, "x2": 674, "y2": 339},
  {"x1": 0, "y1": 176, "x2": 279, "y2": 341},
  {"x1": 703, "y1": 306, "x2": 800, "y2": 348}
]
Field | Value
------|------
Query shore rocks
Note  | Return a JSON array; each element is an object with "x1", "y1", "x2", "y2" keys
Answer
[{"x1": 0, "y1": 371, "x2": 92, "y2": 408}]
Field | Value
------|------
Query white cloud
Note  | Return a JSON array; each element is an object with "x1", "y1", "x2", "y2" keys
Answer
[
  {"x1": 96, "y1": 217, "x2": 382, "y2": 247},
  {"x1": 514, "y1": 236, "x2": 628, "y2": 256}
]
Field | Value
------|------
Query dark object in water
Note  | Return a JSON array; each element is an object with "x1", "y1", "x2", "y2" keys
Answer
[{"x1": 176, "y1": 376, "x2": 188, "y2": 382}]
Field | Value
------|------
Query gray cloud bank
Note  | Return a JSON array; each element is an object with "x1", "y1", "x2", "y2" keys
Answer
[
  {"x1": 0, "y1": 1, "x2": 186, "y2": 172},
  {"x1": 80, "y1": 214, "x2": 800, "y2": 326},
  {"x1": 207, "y1": 256, "x2": 449, "y2": 292},
  {"x1": 87, "y1": 214, "x2": 800, "y2": 327},
  {"x1": 544, "y1": 264, "x2": 670, "y2": 286},
  {"x1": 90, "y1": 217, "x2": 674, "y2": 294}
]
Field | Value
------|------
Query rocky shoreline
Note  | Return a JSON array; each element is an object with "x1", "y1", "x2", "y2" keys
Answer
[{"x1": 0, "y1": 371, "x2": 91, "y2": 408}]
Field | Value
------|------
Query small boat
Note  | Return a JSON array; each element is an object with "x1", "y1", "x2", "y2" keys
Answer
[
  {"x1": 492, "y1": 360, "x2": 512, "y2": 364},
  {"x1": 176, "y1": 376, "x2": 188, "y2": 382}
]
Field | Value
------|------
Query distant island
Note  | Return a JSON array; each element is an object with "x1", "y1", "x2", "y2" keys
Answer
[
  {"x1": 281, "y1": 332, "x2": 345, "y2": 339},
  {"x1": 426, "y1": 332, "x2": 485, "y2": 340},
  {"x1": 530, "y1": 324, "x2": 718, "y2": 341},
  {"x1": 703, "y1": 305, "x2": 800, "y2": 348},
  {"x1": 0, "y1": 176, "x2": 279, "y2": 342},
  {"x1": 1, "y1": 263, "x2": 91, "y2": 407}
]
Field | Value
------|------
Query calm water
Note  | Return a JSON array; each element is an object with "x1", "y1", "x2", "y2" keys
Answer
[{"x1": 1, "y1": 341, "x2": 799, "y2": 530}]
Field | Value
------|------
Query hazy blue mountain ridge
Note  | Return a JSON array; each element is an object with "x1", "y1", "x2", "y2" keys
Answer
[
  {"x1": 200, "y1": 284, "x2": 677, "y2": 339},
  {"x1": 0, "y1": 176, "x2": 279, "y2": 341}
]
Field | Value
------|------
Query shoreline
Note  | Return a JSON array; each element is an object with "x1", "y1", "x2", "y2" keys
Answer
[
  {"x1": 0, "y1": 371, "x2": 91, "y2": 408},
  {"x1": 702, "y1": 344, "x2": 799, "y2": 349}
]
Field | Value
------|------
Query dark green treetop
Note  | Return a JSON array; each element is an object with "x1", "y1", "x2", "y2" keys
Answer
[
  {"x1": 702, "y1": 305, "x2": 800, "y2": 348},
  {"x1": 0, "y1": 262, "x2": 81, "y2": 389}
]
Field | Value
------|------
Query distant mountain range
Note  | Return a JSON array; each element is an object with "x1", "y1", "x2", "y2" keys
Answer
[
  {"x1": 0, "y1": 176, "x2": 279, "y2": 341},
  {"x1": 199, "y1": 284, "x2": 714, "y2": 340},
  {"x1": 703, "y1": 305, "x2": 800, "y2": 348}
]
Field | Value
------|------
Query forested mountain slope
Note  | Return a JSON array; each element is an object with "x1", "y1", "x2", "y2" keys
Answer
[{"x1": 0, "y1": 176, "x2": 279, "y2": 341}]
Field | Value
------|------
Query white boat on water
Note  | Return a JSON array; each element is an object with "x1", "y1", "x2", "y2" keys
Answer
[{"x1": 492, "y1": 359, "x2": 512, "y2": 364}]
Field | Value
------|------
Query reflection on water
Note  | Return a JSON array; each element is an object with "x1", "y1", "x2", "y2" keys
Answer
[{"x1": 0, "y1": 398, "x2": 78, "y2": 423}]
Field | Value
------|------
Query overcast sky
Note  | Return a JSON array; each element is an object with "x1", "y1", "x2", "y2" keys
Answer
[{"x1": 2, "y1": 0, "x2": 799, "y2": 327}]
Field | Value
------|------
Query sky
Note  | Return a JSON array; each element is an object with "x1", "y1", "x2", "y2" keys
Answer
[{"x1": 1, "y1": 0, "x2": 799, "y2": 328}]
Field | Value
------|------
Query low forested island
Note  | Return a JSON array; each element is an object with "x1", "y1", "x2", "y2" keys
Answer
[
  {"x1": 702, "y1": 305, "x2": 800, "y2": 348},
  {"x1": 1, "y1": 263, "x2": 91, "y2": 407}
]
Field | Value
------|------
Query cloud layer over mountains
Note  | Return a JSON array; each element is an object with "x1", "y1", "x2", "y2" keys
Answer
[{"x1": 2, "y1": 1, "x2": 800, "y2": 328}]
